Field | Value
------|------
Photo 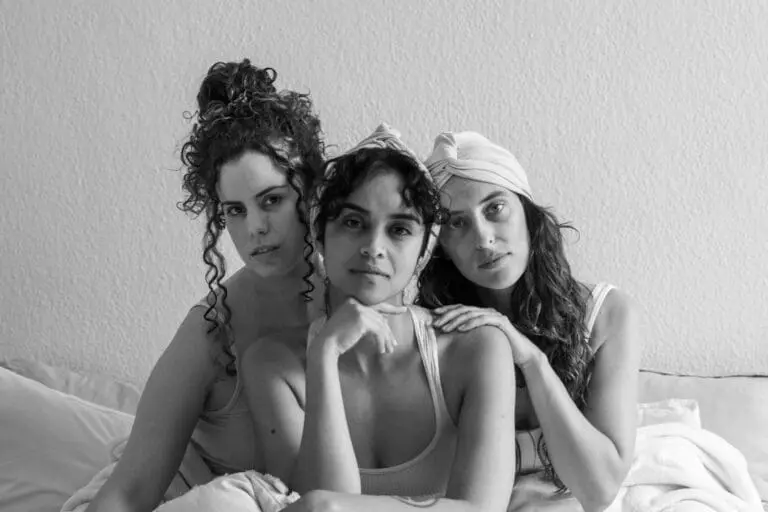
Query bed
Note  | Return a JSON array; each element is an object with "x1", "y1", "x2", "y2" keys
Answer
[{"x1": 1, "y1": 357, "x2": 766, "y2": 512}]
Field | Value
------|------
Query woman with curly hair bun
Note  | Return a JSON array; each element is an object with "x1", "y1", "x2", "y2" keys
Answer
[
  {"x1": 82, "y1": 59, "x2": 326, "y2": 512},
  {"x1": 418, "y1": 131, "x2": 641, "y2": 511}
]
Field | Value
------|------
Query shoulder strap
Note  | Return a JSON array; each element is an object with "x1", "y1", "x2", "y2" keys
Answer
[{"x1": 585, "y1": 283, "x2": 615, "y2": 339}]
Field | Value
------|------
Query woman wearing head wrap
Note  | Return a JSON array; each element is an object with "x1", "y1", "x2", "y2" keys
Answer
[
  {"x1": 419, "y1": 131, "x2": 641, "y2": 511},
  {"x1": 237, "y1": 124, "x2": 517, "y2": 512}
]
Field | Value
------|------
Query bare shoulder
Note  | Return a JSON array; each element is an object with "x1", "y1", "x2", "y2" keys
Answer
[
  {"x1": 430, "y1": 315, "x2": 515, "y2": 423},
  {"x1": 239, "y1": 326, "x2": 308, "y2": 398},
  {"x1": 165, "y1": 304, "x2": 223, "y2": 370},
  {"x1": 243, "y1": 326, "x2": 306, "y2": 367},
  {"x1": 590, "y1": 285, "x2": 641, "y2": 354},
  {"x1": 438, "y1": 323, "x2": 513, "y2": 378}
]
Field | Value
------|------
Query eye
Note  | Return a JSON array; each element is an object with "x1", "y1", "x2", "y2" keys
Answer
[
  {"x1": 342, "y1": 217, "x2": 362, "y2": 230},
  {"x1": 447, "y1": 215, "x2": 466, "y2": 230},
  {"x1": 224, "y1": 205, "x2": 245, "y2": 217},
  {"x1": 485, "y1": 201, "x2": 508, "y2": 219},
  {"x1": 262, "y1": 194, "x2": 284, "y2": 209},
  {"x1": 390, "y1": 224, "x2": 412, "y2": 238}
]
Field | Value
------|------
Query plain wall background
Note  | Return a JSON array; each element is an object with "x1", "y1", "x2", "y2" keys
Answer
[{"x1": 1, "y1": 0, "x2": 766, "y2": 386}]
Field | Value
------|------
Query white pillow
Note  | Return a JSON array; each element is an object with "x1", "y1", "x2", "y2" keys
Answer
[
  {"x1": 0, "y1": 357, "x2": 141, "y2": 415},
  {"x1": 637, "y1": 398, "x2": 701, "y2": 429},
  {"x1": 0, "y1": 366, "x2": 133, "y2": 512}
]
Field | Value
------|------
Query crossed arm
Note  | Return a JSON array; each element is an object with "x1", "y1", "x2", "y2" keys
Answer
[{"x1": 241, "y1": 326, "x2": 517, "y2": 512}]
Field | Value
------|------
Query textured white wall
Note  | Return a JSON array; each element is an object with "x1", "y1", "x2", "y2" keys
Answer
[{"x1": 1, "y1": 0, "x2": 766, "y2": 386}]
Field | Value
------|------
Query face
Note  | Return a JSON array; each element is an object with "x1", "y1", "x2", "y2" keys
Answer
[
  {"x1": 218, "y1": 150, "x2": 306, "y2": 278},
  {"x1": 438, "y1": 177, "x2": 530, "y2": 290},
  {"x1": 322, "y1": 167, "x2": 425, "y2": 306}
]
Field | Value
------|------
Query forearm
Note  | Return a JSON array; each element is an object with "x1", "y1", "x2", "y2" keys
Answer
[
  {"x1": 85, "y1": 480, "x2": 151, "y2": 512},
  {"x1": 292, "y1": 342, "x2": 360, "y2": 494},
  {"x1": 523, "y1": 354, "x2": 625, "y2": 508},
  {"x1": 304, "y1": 491, "x2": 488, "y2": 512}
]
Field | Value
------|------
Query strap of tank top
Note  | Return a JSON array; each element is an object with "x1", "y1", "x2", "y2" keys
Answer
[
  {"x1": 585, "y1": 282, "x2": 615, "y2": 339},
  {"x1": 409, "y1": 308, "x2": 446, "y2": 423}
]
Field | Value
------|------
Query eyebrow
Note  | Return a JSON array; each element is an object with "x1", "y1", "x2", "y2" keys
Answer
[
  {"x1": 448, "y1": 190, "x2": 507, "y2": 215},
  {"x1": 340, "y1": 202, "x2": 423, "y2": 224},
  {"x1": 220, "y1": 185, "x2": 289, "y2": 206}
]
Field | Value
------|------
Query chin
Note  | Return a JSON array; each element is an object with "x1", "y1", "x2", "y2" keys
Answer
[
  {"x1": 247, "y1": 261, "x2": 296, "y2": 279},
  {"x1": 350, "y1": 292, "x2": 388, "y2": 306},
  {"x1": 469, "y1": 268, "x2": 524, "y2": 291},
  {"x1": 336, "y1": 285, "x2": 391, "y2": 307}
]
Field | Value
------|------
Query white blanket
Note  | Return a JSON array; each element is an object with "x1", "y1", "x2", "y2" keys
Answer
[
  {"x1": 508, "y1": 422, "x2": 763, "y2": 512},
  {"x1": 63, "y1": 422, "x2": 763, "y2": 512},
  {"x1": 155, "y1": 472, "x2": 298, "y2": 512}
]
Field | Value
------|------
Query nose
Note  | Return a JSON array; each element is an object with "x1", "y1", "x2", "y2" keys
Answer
[
  {"x1": 359, "y1": 228, "x2": 386, "y2": 258},
  {"x1": 472, "y1": 219, "x2": 495, "y2": 250},
  {"x1": 246, "y1": 211, "x2": 269, "y2": 236}
]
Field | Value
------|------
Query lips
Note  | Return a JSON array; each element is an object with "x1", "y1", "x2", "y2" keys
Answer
[
  {"x1": 349, "y1": 267, "x2": 390, "y2": 279},
  {"x1": 251, "y1": 245, "x2": 279, "y2": 257},
  {"x1": 478, "y1": 252, "x2": 510, "y2": 269}
]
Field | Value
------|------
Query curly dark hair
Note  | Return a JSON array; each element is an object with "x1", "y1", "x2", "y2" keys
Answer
[
  {"x1": 417, "y1": 195, "x2": 591, "y2": 490},
  {"x1": 177, "y1": 59, "x2": 325, "y2": 375},
  {"x1": 313, "y1": 147, "x2": 446, "y2": 256}
]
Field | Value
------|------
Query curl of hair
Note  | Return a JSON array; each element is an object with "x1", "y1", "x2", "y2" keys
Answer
[
  {"x1": 417, "y1": 196, "x2": 591, "y2": 491},
  {"x1": 177, "y1": 59, "x2": 325, "y2": 375},
  {"x1": 313, "y1": 147, "x2": 446, "y2": 255}
]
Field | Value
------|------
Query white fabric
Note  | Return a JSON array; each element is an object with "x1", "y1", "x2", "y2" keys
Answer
[
  {"x1": 155, "y1": 472, "x2": 298, "y2": 512},
  {"x1": 508, "y1": 421, "x2": 763, "y2": 512},
  {"x1": 425, "y1": 131, "x2": 532, "y2": 199}
]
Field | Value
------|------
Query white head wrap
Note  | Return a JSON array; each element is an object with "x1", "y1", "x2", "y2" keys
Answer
[{"x1": 425, "y1": 131, "x2": 532, "y2": 199}]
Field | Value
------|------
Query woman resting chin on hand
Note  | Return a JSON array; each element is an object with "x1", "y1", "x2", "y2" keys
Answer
[{"x1": 243, "y1": 124, "x2": 517, "y2": 512}]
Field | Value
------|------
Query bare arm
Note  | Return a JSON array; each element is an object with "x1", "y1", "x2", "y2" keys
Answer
[
  {"x1": 85, "y1": 307, "x2": 219, "y2": 512},
  {"x1": 244, "y1": 334, "x2": 362, "y2": 494},
  {"x1": 293, "y1": 339, "x2": 361, "y2": 493},
  {"x1": 240, "y1": 337, "x2": 306, "y2": 484},
  {"x1": 522, "y1": 289, "x2": 641, "y2": 510},
  {"x1": 283, "y1": 326, "x2": 517, "y2": 512}
]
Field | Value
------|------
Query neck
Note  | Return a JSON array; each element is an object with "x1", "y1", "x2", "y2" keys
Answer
[
  {"x1": 476, "y1": 285, "x2": 514, "y2": 313},
  {"x1": 247, "y1": 258, "x2": 310, "y2": 296}
]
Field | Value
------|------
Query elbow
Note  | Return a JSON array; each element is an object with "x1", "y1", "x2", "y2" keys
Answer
[
  {"x1": 579, "y1": 485, "x2": 620, "y2": 512},
  {"x1": 576, "y1": 460, "x2": 629, "y2": 511},
  {"x1": 572, "y1": 457, "x2": 631, "y2": 512}
]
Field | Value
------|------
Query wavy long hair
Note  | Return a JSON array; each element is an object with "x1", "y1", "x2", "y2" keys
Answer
[
  {"x1": 418, "y1": 195, "x2": 592, "y2": 489},
  {"x1": 178, "y1": 59, "x2": 325, "y2": 375}
]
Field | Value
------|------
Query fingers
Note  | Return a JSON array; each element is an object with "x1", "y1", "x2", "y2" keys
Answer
[
  {"x1": 455, "y1": 315, "x2": 502, "y2": 332},
  {"x1": 372, "y1": 322, "x2": 398, "y2": 354},
  {"x1": 433, "y1": 305, "x2": 496, "y2": 330},
  {"x1": 439, "y1": 310, "x2": 499, "y2": 332},
  {"x1": 372, "y1": 302, "x2": 408, "y2": 315},
  {"x1": 433, "y1": 303, "x2": 466, "y2": 314},
  {"x1": 432, "y1": 305, "x2": 478, "y2": 327}
]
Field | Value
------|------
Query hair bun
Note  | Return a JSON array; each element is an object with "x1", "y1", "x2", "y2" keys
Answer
[{"x1": 196, "y1": 59, "x2": 278, "y2": 113}]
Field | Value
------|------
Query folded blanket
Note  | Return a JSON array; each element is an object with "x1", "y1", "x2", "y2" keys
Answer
[
  {"x1": 509, "y1": 422, "x2": 763, "y2": 512},
  {"x1": 155, "y1": 472, "x2": 298, "y2": 512},
  {"x1": 60, "y1": 437, "x2": 215, "y2": 512},
  {"x1": 609, "y1": 422, "x2": 763, "y2": 511}
]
